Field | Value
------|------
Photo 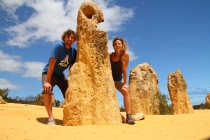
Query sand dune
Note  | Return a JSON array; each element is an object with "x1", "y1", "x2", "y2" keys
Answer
[{"x1": 0, "y1": 103, "x2": 210, "y2": 140}]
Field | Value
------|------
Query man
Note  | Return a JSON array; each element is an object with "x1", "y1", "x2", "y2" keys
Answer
[{"x1": 41, "y1": 29, "x2": 77, "y2": 125}]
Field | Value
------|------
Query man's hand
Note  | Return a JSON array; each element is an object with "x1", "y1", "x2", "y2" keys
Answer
[{"x1": 44, "y1": 82, "x2": 52, "y2": 94}]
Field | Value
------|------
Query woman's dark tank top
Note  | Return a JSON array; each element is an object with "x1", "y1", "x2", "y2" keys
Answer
[{"x1": 110, "y1": 54, "x2": 122, "y2": 81}]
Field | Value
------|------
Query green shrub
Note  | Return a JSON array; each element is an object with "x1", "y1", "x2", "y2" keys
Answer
[
  {"x1": 159, "y1": 94, "x2": 171, "y2": 115},
  {"x1": 193, "y1": 103, "x2": 210, "y2": 109},
  {"x1": 119, "y1": 106, "x2": 125, "y2": 112}
]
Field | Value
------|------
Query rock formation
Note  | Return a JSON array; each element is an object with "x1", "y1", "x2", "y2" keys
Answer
[
  {"x1": 129, "y1": 62, "x2": 160, "y2": 115},
  {"x1": 132, "y1": 112, "x2": 145, "y2": 121},
  {"x1": 205, "y1": 92, "x2": 210, "y2": 105},
  {"x1": 0, "y1": 96, "x2": 6, "y2": 104},
  {"x1": 63, "y1": 0, "x2": 121, "y2": 126},
  {"x1": 121, "y1": 112, "x2": 145, "y2": 123},
  {"x1": 168, "y1": 69, "x2": 194, "y2": 114}
]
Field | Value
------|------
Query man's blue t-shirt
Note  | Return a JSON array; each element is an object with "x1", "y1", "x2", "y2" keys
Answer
[{"x1": 42, "y1": 42, "x2": 77, "y2": 76}]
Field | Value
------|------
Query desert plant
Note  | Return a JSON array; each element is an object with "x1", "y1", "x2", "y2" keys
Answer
[
  {"x1": 34, "y1": 94, "x2": 44, "y2": 105},
  {"x1": 159, "y1": 94, "x2": 171, "y2": 115},
  {"x1": 205, "y1": 103, "x2": 210, "y2": 109},
  {"x1": 0, "y1": 88, "x2": 10, "y2": 101},
  {"x1": 119, "y1": 106, "x2": 125, "y2": 112},
  {"x1": 193, "y1": 103, "x2": 210, "y2": 109}
]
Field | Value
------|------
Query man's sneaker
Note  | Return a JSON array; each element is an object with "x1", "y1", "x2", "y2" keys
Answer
[
  {"x1": 47, "y1": 118, "x2": 56, "y2": 125},
  {"x1": 126, "y1": 115, "x2": 135, "y2": 125}
]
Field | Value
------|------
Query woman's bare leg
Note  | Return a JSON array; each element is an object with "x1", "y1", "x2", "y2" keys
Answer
[{"x1": 115, "y1": 83, "x2": 131, "y2": 114}]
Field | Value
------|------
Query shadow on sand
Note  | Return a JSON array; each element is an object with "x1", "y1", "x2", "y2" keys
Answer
[
  {"x1": 202, "y1": 137, "x2": 210, "y2": 140},
  {"x1": 36, "y1": 117, "x2": 63, "y2": 125}
]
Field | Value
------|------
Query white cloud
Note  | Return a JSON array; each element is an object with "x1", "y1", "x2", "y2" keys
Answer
[
  {"x1": 108, "y1": 40, "x2": 115, "y2": 53},
  {"x1": 1, "y1": 0, "x2": 134, "y2": 48},
  {"x1": 0, "y1": 78, "x2": 22, "y2": 90},
  {"x1": 22, "y1": 61, "x2": 46, "y2": 80},
  {"x1": 0, "y1": 0, "x2": 25, "y2": 20},
  {"x1": 96, "y1": 1, "x2": 133, "y2": 32},
  {"x1": 0, "y1": 50, "x2": 23, "y2": 73},
  {"x1": 127, "y1": 49, "x2": 138, "y2": 61},
  {"x1": 0, "y1": 50, "x2": 45, "y2": 79}
]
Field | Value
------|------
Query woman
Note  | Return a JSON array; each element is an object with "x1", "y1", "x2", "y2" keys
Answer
[{"x1": 110, "y1": 37, "x2": 135, "y2": 125}]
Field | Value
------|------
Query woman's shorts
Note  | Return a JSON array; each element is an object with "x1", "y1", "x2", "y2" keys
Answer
[{"x1": 114, "y1": 80, "x2": 123, "y2": 85}]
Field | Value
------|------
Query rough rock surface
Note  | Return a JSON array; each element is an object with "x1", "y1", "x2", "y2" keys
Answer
[
  {"x1": 0, "y1": 96, "x2": 6, "y2": 104},
  {"x1": 129, "y1": 62, "x2": 160, "y2": 115},
  {"x1": 132, "y1": 112, "x2": 145, "y2": 121},
  {"x1": 63, "y1": 0, "x2": 121, "y2": 126},
  {"x1": 168, "y1": 69, "x2": 194, "y2": 114},
  {"x1": 205, "y1": 92, "x2": 210, "y2": 105}
]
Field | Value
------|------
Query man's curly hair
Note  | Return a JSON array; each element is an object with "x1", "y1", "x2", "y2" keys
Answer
[{"x1": 61, "y1": 29, "x2": 77, "y2": 41}]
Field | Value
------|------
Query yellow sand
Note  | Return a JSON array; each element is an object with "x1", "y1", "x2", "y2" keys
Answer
[{"x1": 0, "y1": 103, "x2": 209, "y2": 140}]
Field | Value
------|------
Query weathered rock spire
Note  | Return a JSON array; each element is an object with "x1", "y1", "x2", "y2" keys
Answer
[
  {"x1": 168, "y1": 69, "x2": 194, "y2": 114},
  {"x1": 63, "y1": 1, "x2": 121, "y2": 126}
]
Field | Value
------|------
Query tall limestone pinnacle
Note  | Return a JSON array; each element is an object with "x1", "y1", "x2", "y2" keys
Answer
[
  {"x1": 205, "y1": 92, "x2": 210, "y2": 105},
  {"x1": 168, "y1": 69, "x2": 194, "y2": 114},
  {"x1": 63, "y1": 0, "x2": 121, "y2": 126}
]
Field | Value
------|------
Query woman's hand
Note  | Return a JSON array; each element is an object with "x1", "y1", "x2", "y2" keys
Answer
[
  {"x1": 44, "y1": 82, "x2": 52, "y2": 93},
  {"x1": 122, "y1": 84, "x2": 129, "y2": 90}
]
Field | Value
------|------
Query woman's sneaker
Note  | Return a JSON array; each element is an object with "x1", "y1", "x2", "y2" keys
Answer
[
  {"x1": 47, "y1": 118, "x2": 56, "y2": 125},
  {"x1": 126, "y1": 115, "x2": 135, "y2": 125}
]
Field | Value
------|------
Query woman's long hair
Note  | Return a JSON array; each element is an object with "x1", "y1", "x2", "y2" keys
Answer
[{"x1": 112, "y1": 37, "x2": 128, "y2": 71}]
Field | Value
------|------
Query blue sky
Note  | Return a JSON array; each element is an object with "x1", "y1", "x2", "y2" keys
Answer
[{"x1": 0, "y1": 0, "x2": 210, "y2": 106}]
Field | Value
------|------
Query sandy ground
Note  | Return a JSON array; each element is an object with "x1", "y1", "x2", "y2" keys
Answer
[{"x1": 0, "y1": 103, "x2": 210, "y2": 140}]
